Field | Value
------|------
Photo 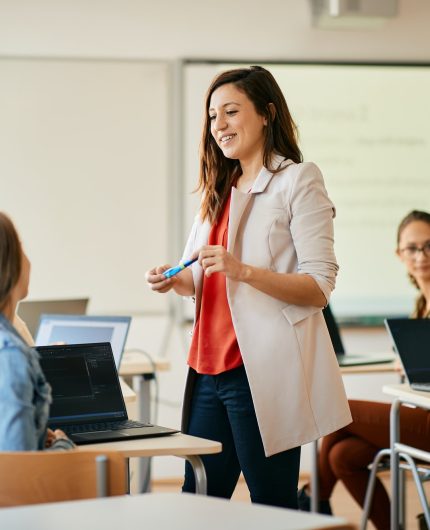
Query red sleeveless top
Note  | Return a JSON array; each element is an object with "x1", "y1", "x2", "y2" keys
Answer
[{"x1": 187, "y1": 192, "x2": 243, "y2": 374}]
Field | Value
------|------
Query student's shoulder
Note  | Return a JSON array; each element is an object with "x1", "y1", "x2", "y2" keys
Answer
[{"x1": 0, "y1": 320, "x2": 34, "y2": 364}]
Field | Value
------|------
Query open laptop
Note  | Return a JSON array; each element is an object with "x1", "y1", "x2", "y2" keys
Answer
[
  {"x1": 323, "y1": 305, "x2": 395, "y2": 367},
  {"x1": 35, "y1": 314, "x2": 131, "y2": 368},
  {"x1": 17, "y1": 298, "x2": 89, "y2": 337},
  {"x1": 37, "y1": 342, "x2": 178, "y2": 444},
  {"x1": 385, "y1": 318, "x2": 430, "y2": 391}
]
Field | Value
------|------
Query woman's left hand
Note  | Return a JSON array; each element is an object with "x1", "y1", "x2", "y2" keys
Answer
[{"x1": 196, "y1": 245, "x2": 245, "y2": 281}]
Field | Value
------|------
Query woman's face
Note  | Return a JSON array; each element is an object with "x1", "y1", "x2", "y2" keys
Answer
[
  {"x1": 397, "y1": 220, "x2": 430, "y2": 285},
  {"x1": 209, "y1": 83, "x2": 267, "y2": 164}
]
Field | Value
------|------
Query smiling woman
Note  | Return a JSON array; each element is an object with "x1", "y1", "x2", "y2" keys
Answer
[{"x1": 146, "y1": 65, "x2": 351, "y2": 508}]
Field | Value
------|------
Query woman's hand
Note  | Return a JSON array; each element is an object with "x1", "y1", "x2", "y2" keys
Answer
[
  {"x1": 197, "y1": 245, "x2": 246, "y2": 281},
  {"x1": 145, "y1": 264, "x2": 195, "y2": 296},
  {"x1": 145, "y1": 265, "x2": 178, "y2": 294},
  {"x1": 45, "y1": 428, "x2": 70, "y2": 448}
]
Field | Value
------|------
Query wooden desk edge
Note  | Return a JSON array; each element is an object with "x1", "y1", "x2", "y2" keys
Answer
[
  {"x1": 340, "y1": 361, "x2": 396, "y2": 375},
  {"x1": 120, "y1": 352, "x2": 170, "y2": 375},
  {"x1": 383, "y1": 383, "x2": 430, "y2": 408},
  {"x1": 78, "y1": 433, "x2": 222, "y2": 458}
]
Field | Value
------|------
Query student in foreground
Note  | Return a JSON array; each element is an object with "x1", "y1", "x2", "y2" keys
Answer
[
  {"x1": 0, "y1": 212, "x2": 74, "y2": 451},
  {"x1": 146, "y1": 66, "x2": 351, "y2": 508},
  {"x1": 298, "y1": 210, "x2": 430, "y2": 530}
]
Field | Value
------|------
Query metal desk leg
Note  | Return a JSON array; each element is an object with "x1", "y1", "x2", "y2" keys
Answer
[
  {"x1": 132, "y1": 373, "x2": 153, "y2": 493},
  {"x1": 184, "y1": 455, "x2": 207, "y2": 495},
  {"x1": 311, "y1": 439, "x2": 320, "y2": 513},
  {"x1": 390, "y1": 399, "x2": 401, "y2": 530}
]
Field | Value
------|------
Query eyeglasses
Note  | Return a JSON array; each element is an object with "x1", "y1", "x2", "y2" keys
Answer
[{"x1": 399, "y1": 241, "x2": 430, "y2": 259}]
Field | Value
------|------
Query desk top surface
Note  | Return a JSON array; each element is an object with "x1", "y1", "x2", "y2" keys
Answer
[
  {"x1": 77, "y1": 432, "x2": 222, "y2": 458},
  {"x1": 0, "y1": 492, "x2": 351, "y2": 530},
  {"x1": 383, "y1": 383, "x2": 430, "y2": 408},
  {"x1": 340, "y1": 360, "x2": 396, "y2": 375},
  {"x1": 119, "y1": 351, "x2": 170, "y2": 376}
]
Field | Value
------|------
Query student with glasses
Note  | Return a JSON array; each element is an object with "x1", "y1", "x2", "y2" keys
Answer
[{"x1": 298, "y1": 209, "x2": 430, "y2": 530}]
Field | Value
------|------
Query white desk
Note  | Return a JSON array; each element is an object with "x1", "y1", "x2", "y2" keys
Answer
[
  {"x1": 310, "y1": 360, "x2": 397, "y2": 512},
  {"x1": 119, "y1": 351, "x2": 170, "y2": 491},
  {"x1": 383, "y1": 383, "x2": 430, "y2": 530},
  {"x1": 119, "y1": 351, "x2": 170, "y2": 420},
  {"x1": 119, "y1": 377, "x2": 136, "y2": 404},
  {"x1": 0, "y1": 492, "x2": 353, "y2": 530},
  {"x1": 80, "y1": 433, "x2": 221, "y2": 495}
]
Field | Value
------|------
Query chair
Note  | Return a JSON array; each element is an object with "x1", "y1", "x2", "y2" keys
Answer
[
  {"x1": 0, "y1": 450, "x2": 127, "y2": 507},
  {"x1": 360, "y1": 448, "x2": 430, "y2": 530}
]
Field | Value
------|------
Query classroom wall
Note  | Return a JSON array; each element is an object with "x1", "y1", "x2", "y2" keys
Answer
[
  {"x1": 0, "y1": 0, "x2": 429, "y2": 61},
  {"x1": 1, "y1": 0, "x2": 427, "y2": 478}
]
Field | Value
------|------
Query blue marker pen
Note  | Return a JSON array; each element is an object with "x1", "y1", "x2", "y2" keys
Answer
[{"x1": 163, "y1": 257, "x2": 198, "y2": 279}]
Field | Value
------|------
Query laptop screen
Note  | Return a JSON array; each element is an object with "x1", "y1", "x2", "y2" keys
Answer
[
  {"x1": 37, "y1": 342, "x2": 127, "y2": 425},
  {"x1": 35, "y1": 314, "x2": 131, "y2": 368},
  {"x1": 17, "y1": 298, "x2": 89, "y2": 337},
  {"x1": 385, "y1": 318, "x2": 430, "y2": 384}
]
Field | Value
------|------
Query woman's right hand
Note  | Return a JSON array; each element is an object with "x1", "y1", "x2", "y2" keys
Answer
[{"x1": 145, "y1": 265, "x2": 178, "y2": 294}]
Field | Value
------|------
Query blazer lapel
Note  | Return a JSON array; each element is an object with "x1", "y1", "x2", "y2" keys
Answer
[
  {"x1": 228, "y1": 155, "x2": 291, "y2": 253},
  {"x1": 228, "y1": 187, "x2": 253, "y2": 254}
]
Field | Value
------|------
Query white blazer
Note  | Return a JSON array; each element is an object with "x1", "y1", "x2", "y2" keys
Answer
[{"x1": 182, "y1": 155, "x2": 352, "y2": 456}]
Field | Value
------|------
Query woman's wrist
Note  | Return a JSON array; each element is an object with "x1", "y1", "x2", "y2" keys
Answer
[{"x1": 239, "y1": 264, "x2": 253, "y2": 283}]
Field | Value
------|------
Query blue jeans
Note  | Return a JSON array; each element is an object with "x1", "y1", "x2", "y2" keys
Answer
[{"x1": 182, "y1": 365, "x2": 301, "y2": 508}]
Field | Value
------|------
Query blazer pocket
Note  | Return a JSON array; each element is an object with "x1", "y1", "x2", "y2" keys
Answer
[{"x1": 281, "y1": 304, "x2": 322, "y2": 326}]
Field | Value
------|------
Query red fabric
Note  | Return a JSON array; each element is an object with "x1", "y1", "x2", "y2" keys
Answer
[{"x1": 188, "y1": 192, "x2": 243, "y2": 375}]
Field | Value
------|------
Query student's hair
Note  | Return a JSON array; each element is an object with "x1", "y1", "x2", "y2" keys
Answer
[
  {"x1": 397, "y1": 209, "x2": 430, "y2": 318},
  {"x1": 198, "y1": 65, "x2": 303, "y2": 223},
  {"x1": 0, "y1": 212, "x2": 22, "y2": 313}
]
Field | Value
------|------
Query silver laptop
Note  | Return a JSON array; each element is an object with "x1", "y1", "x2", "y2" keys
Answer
[
  {"x1": 37, "y1": 342, "x2": 178, "y2": 444},
  {"x1": 36, "y1": 314, "x2": 130, "y2": 368},
  {"x1": 17, "y1": 298, "x2": 89, "y2": 337},
  {"x1": 385, "y1": 318, "x2": 430, "y2": 391}
]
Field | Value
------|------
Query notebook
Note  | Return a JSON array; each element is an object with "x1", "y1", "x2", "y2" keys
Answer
[
  {"x1": 37, "y1": 342, "x2": 178, "y2": 444},
  {"x1": 385, "y1": 318, "x2": 430, "y2": 391},
  {"x1": 17, "y1": 298, "x2": 89, "y2": 337},
  {"x1": 323, "y1": 305, "x2": 395, "y2": 367},
  {"x1": 35, "y1": 314, "x2": 131, "y2": 368}
]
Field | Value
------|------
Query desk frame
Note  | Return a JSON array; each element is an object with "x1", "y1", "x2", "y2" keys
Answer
[
  {"x1": 81, "y1": 433, "x2": 221, "y2": 495},
  {"x1": 310, "y1": 361, "x2": 397, "y2": 513},
  {"x1": 385, "y1": 389, "x2": 430, "y2": 530},
  {"x1": 120, "y1": 352, "x2": 170, "y2": 492}
]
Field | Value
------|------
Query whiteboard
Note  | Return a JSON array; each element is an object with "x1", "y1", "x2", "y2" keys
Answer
[
  {"x1": 183, "y1": 62, "x2": 430, "y2": 320},
  {"x1": 0, "y1": 58, "x2": 170, "y2": 314}
]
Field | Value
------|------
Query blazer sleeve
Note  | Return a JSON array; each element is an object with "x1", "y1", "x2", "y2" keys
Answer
[{"x1": 288, "y1": 162, "x2": 339, "y2": 303}]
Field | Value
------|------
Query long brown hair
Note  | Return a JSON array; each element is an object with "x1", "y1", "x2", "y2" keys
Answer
[
  {"x1": 0, "y1": 212, "x2": 22, "y2": 313},
  {"x1": 198, "y1": 66, "x2": 303, "y2": 223},
  {"x1": 397, "y1": 209, "x2": 430, "y2": 318}
]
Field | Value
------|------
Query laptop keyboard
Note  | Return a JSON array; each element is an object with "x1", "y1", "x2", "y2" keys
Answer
[{"x1": 63, "y1": 420, "x2": 153, "y2": 435}]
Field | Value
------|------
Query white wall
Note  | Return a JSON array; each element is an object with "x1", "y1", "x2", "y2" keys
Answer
[
  {"x1": 0, "y1": 0, "x2": 429, "y2": 62},
  {"x1": 1, "y1": 0, "x2": 427, "y2": 479}
]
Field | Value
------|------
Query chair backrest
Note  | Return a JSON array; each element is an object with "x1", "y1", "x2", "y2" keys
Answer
[
  {"x1": 0, "y1": 450, "x2": 127, "y2": 507},
  {"x1": 322, "y1": 305, "x2": 345, "y2": 355}
]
